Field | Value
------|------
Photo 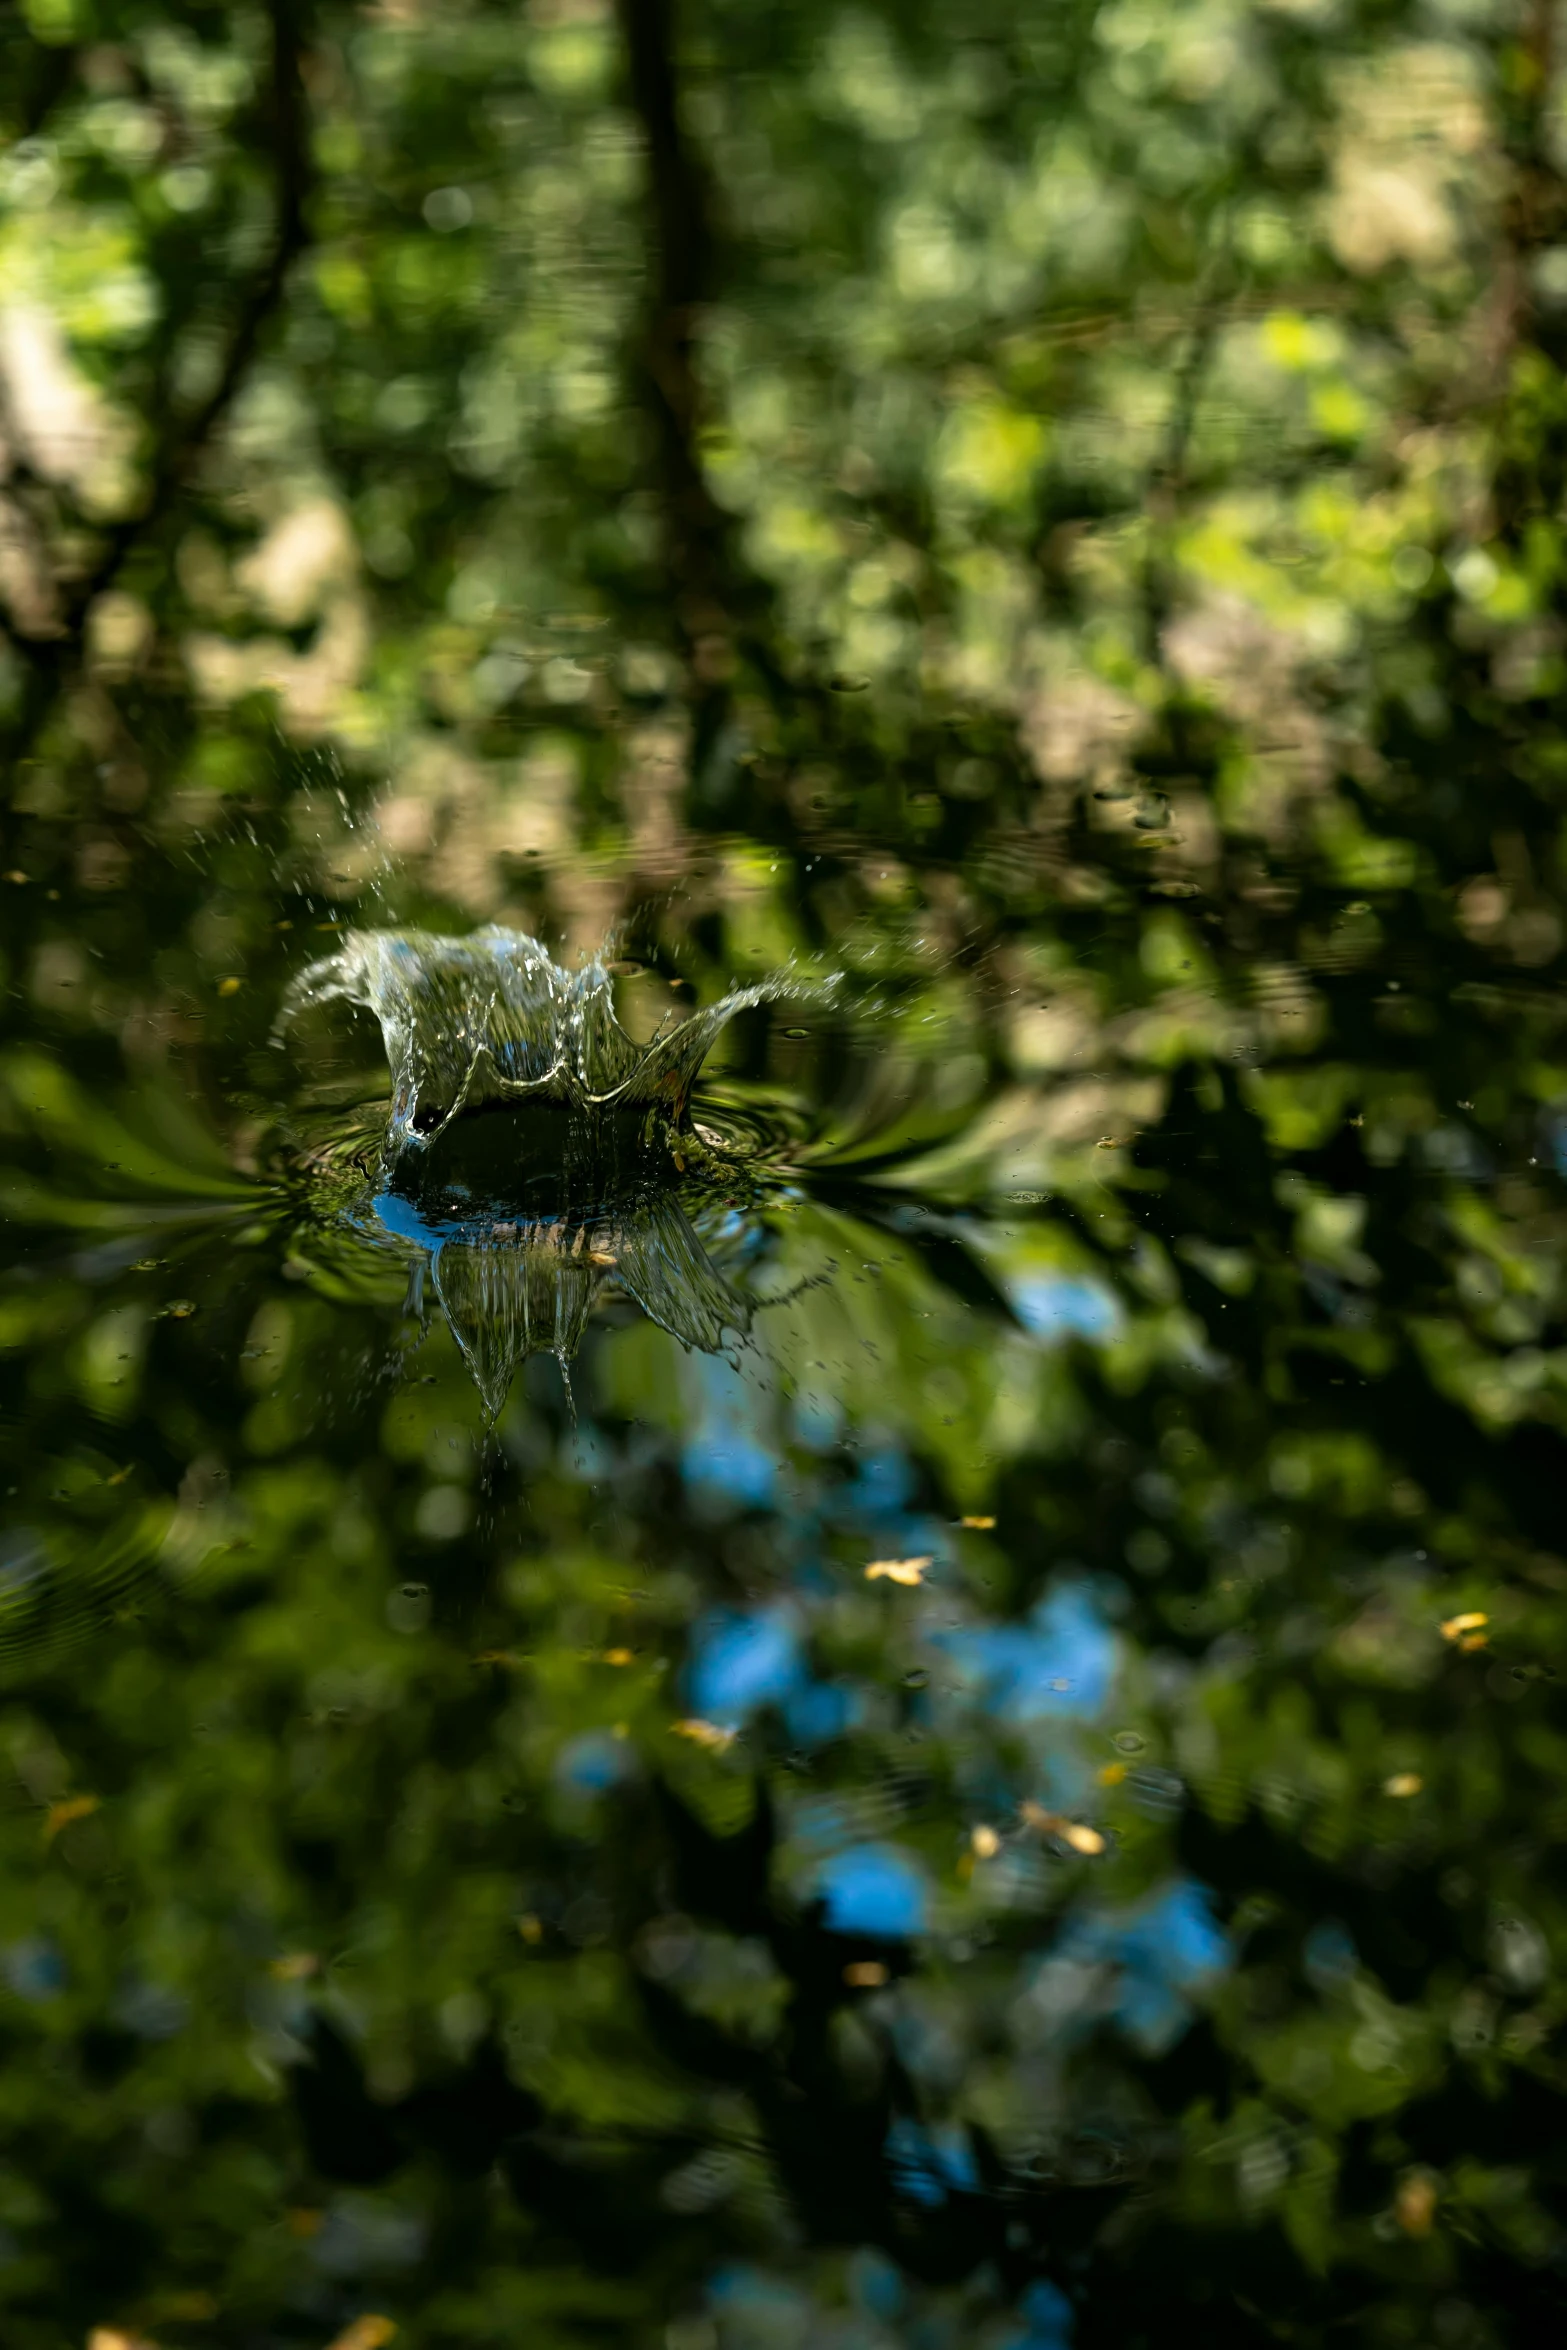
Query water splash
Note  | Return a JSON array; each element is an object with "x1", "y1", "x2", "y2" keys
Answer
[
  {"x1": 280, "y1": 924, "x2": 819, "y2": 1163},
  {"x1": 282, "y1": 926, "x2": 825, "y2": 1410}
]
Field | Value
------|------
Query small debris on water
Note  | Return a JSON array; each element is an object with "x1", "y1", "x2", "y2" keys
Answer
[
  {"x1": 672, "y1": 1718, "x2": 736, "y2": 1749},
  {"x1": 1441, "y1": 1611, "x2": 1489, "y2": 1648},
  {"x1": 326, "y1": 2319, "x2": 398, "y2": 2350},
  {"x1": 865, "y1": 1556, "x2": 932, "y2": 1586},
  {"x1": 1020, "y1": 1802, "x2": 1106, "y2": 1855},
  {"x1": 43, "y1": 1795, "x2": 100, "y2": 1845},
  {"x1": 1393, "y1": 2174, "x2": 1438, "y2": 2238}
]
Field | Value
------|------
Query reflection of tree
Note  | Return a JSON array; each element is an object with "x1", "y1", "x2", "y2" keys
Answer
[
  {"x1": 614, "y1": 0, "x2": 726, "y2": 640},
  {"x1": 7, "y1": 0, "x2": 314, "y2": 748}
]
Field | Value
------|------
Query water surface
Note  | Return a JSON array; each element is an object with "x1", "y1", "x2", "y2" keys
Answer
[{"x1": 3, "y1": 6, "x2": 1567, "y2": 2348}]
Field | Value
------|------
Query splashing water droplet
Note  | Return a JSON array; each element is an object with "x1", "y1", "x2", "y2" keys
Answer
[
  {"x1": 281, "y1": 927, "x2": 835, "y2": 1413},
  {"x1": 279, "y1": 925, "x2": 828, "y2": 1164}
]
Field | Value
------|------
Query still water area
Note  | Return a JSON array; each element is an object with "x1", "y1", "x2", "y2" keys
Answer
[
  {"x1": 5, "y1": 811, "x2": 1563, "y2": 2350},
  {"x1": 4, "y1": 9, "x2": 1567, "y2": 2349}
]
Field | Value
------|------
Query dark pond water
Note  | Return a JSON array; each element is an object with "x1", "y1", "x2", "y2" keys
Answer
[{"x1": 4, "y1": 6, "x2": 1567, "y2": 2348}]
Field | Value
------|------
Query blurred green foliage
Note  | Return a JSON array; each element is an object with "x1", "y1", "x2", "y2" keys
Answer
[{"x1": 4, "y1": 0, "x2": 1567, "y2": 2346}]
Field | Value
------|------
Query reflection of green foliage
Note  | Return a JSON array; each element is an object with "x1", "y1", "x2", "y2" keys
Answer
[{"x1": 3, "y1": 0, "x2": 1567, "y2": 2343}]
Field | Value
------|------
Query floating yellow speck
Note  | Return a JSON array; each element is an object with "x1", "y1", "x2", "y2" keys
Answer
[
  {"x1": 269, "y1": 1951, "x2": 319, "y2": 1981},
  {"x1": 4, "y1": 870, "x2": 29, "y2": 886},
  {"x1": 865, "y1": 1556, "x2": 932, "y2": 1586},
  {"x1": 971, "y1": 1824, "x2": 1001, "y2": 1859},
  {"x1": 327, "y1": 2320, "x2": 398, "y2": 2350},
  {"x1": 1020, "y1": 1802, "x2": 1105, "y2": 1855},
  {"x1": 88, "y1": 2331, "x2": 158, "y2": 2350},
  {"x1": 1440, "y1": 1611, "x2": 1489, "y2": 1640},
  {"x1": 472, "y1": 1650, "x2": 521, "y2": 1668},
  {"x1": 516, "y1": 1914, "x2": 544, "y2": 1944},
  {"x1": 843, "y1": 1960, "x2": 889, "y2": 1989},
  {"x1": 43, "y1": 1794, "x2": 99, "y2": 1846},
  {"x1": 601, "y1": 1647, "x2": 634, "y2": 1666},
  {"x1": 960, "y1": 1514, "x2": 996, "y2": 1529},
  {"x1": 1383, "y1": 1773, "x2": 1423, "y2": 1798},
  {"x1": 218, "y1": 976, "x2": 243, "y2": 996},
  {"x1": 588, "y1": 1250, "x2": 618, "y2": 1268},
  {"x1": 672, "y1": 1718, "x2": 736, "y2": 1750},
  {"x1": 1097, "y1": 1761, "x2": 1127, "y2": 1786},
  {"x1": 1393, "y1": 2173, "x2": 1438, "y2": 2238}
]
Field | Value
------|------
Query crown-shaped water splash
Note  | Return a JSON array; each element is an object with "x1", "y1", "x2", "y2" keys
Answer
[{"x1": 281, "y1": 924, "x2": 816, "y2": 1163}]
